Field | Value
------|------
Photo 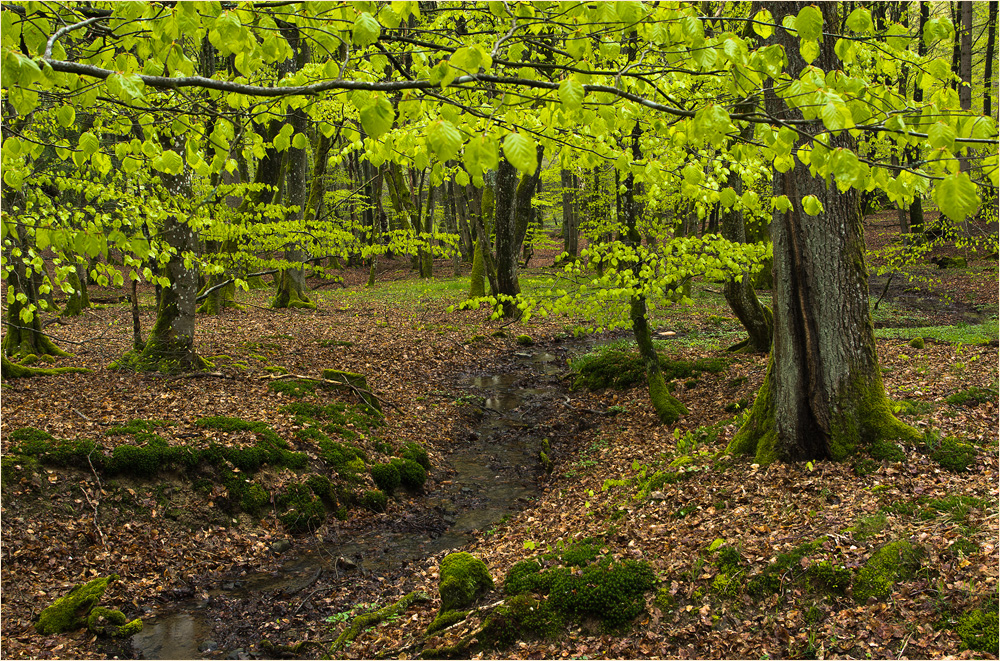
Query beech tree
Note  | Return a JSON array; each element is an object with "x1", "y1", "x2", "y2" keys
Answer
[{"x1": 2, "y1": 2, "x2": 996, "y2": 465}]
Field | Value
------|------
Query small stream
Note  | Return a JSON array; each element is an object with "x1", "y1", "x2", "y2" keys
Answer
[{"x1": 132, "y1": 351, "x2": 567, "y2": 659}]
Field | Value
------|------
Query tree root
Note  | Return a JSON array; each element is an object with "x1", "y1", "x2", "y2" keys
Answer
[{"x1": 329, "y1": 591, "x2": 430, "y2": 656}]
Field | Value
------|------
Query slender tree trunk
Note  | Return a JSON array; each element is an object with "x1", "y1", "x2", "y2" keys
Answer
[
  {"x1": 908, "y1": 1, "x2": 930, "y2": 234},
  {"x1": 560, "y1": 168, "x2": 579, "y2": 261},
  {"x1": 493, "y1": 159, "x2": 522, "y2": 316},
  {"x1": 622, "y1": 127, "x2": 686, "y2": 424},
  {"x1": 419, "y1": 181, "x2": 435, "y2": 278},
  {"x1": 729, "y1": 1, "x2": 918, "y2": 465},
  {"x1": 985, "y1": 1, "x2": 997, "y2": 118}
]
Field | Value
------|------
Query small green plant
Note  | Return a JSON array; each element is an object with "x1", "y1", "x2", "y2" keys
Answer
[{"x1": 361, "y1": 489, "x2": 388, "y2": 513}]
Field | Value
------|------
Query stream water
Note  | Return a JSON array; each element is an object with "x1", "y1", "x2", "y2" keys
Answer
[{"x1": 131, "y1": 351, "x2": 566, "y2": 660}]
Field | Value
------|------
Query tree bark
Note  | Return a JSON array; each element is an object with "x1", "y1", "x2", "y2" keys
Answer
[
  {"x1": 985, "y1": 1, "x2": 997, "y2": 119},
  {"x1": 560, "y1": 168, "x2": 579, "y2": 261},
  {"x1": 729, "y1": 1, "x2": 918, "y2": 465},
  {"x1": 907, "y1": 1, "x2": 930, "y2": 235}
]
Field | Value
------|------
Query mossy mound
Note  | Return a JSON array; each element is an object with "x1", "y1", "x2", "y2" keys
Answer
[
  {"x1": 361, "y1": 489, "x2": 388, "y2": 513},
  {"x1": 747, "y1": 538, "x2": 828, "y2": 597},
  {"x1": 425, "y1": 609, "x2": 469, "y2": 636},
  {"x1": 371, "y1": 462, "x2": 401, "y2": 494},
  {"x1": 392, "y1": 457, "x2": 427, "y2": 490},
  {"x1": 503, "y1": 540, "x2": 655, "y2": 630},
  {"x1": 853, "y1": 540, "x2": 924, "y2": 603},
  {"x1": 572, "y1": 349, "x2": 727, "y2": 391},
  {"x1": 86, "y1": 606, "x2": 143, "y2": 637},
  {"x1": 399, "y1": 442, "x2": 431, "y2": 469},
  {"x1": 439, "y1": 552, "x2": 494, "y2": 611},
  {"x1": 36, "y1": 575, "x2": 119, "y2": 635}
]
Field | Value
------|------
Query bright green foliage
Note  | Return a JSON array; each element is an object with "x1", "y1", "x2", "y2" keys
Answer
[
  {"x1": 853, "y1": 540, "x2": 924, "y2": 603},
  {"x1": 35, "y1": 575, "x2": 119, "y2": 635},
  {"x1": 438, "y1": 552, "x2": 494, "y2": 612},
  {"x1": 955, "y1": 608, "x2": 999, "y2": 653}
]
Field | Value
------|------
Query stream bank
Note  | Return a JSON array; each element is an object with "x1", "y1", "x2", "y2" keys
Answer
[{"x1": 130, "y1": 345, "x2": 600, "y2": 660}]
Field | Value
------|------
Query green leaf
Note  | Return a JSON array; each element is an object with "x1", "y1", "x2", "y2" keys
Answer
[
  {"x1": 558, "y1": 77, "x2": 585, "y2": 110},
  {"x1": 56, "y1": 105, "x2": 76, "y2": 128},
  {"x1": 752, "y1": 9, "x2": 773, "y2": 39},
  {"x1": 794, "y1": 5, "x2": 823, "y2": 41},
  {"x1": 845, "y1": 7, "x2": 873, "y2": 34},
  {"x1": 353, "y1": 12, "x2": 381, "y2": 47},
  {"x1": 3, "y1": 168, "x2": 23, "y2": 189},
  {"x1": 427, "y1": 119, "x2": 462, "y2": 162},
  {"x1": 616, "y1": 1, "x2": 644, "y2": 25},
  {"x1": 719, "y1": 187, "x2": 737, "y2": 208},
  {"x1": 502, "y1": 132, "x2": 537, "y2": 175},
  {"x1": 682, "y1": 163, "x2": 703, "y2": 185},
  {"x1": 106, "y1": 72, "x2": 145, "y2": 101},
  {"x1": 934, "y1": 173, "x2": 980, "y2": 222},
  {"x1": 799, "y1": 39, "x2": 819, "y2": 64},
  {"x1": 928, "y1": 122, "x2": 956, "y2": 151},
  {"x1": 79, "y1": 132, "x2": 100, "y2": 159},
  {"x1": 830, "y1": 148, "x2": 861, "y2": 192},
  {"x1": 801, "y1": 195, "x2": 824, "y2": 216},
  {"x1": 360, "y1": 95, "x2": 395, "y2": 138},
  {"x1": 463, "y1": 134, "x2": 499, "y2": 178},
  {"x1": 708, "y1": 538, "x2": 726, "y2": 552},
  {"x1": 291, "y1": 132, "x2": 308, "y2": 150},
  {"x1": 152, "y1": 150, "x2": 184, "y2": 175}
]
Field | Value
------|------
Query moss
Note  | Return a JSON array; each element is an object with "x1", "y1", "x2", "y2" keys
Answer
[
  {"x1": 908, "y1": 336, "x2": 925, "y2": 349},
  {"x1": 225, "y1": 474, "x2": 270, "y2": 516},
  {"x1": 647, "y1": 371, "x2": 687, "y2": 424},
  {"x1": 399, "y1": 441, "x2": 431, "y2": 469},
  {"x1": 516, "y1": 334, "x2": 534, "y2": 346},
  {"x1": 36, "y1": 575, "x2": 119, "y2": 634},
  {"x1": 425, "y1": 609, "x2": 469, "y2": 636},
  {"x1": 549, "y1": 557, "x2": 655, "y2": 628},
  {"x1": 955, "y1": 608, "x2": 999, "y2": 653},
  {"x1": 747, "y1": 539, "x2": 826, "y2": 597},
  {"x1": 439, "y1": 552, "x2": 493, "y2": 612},
  {"x1": 86, "y1": 606, "x2": 141, "y2": 637},
  {"x1": 573, "y1": 350, "x2": 727, "y2": 391},
  {"x1": 867, "y1": 438, "x2": 906, "y2": 463},
  {"x1": 828, "y1": 373, "x2": 921, "y2": 462},
  {"x1": 14, "y1": 435, "x2": 102, "y2": 470},
  {"x1": 806, "y1": 561, "x2": 851, "y2": 595},
  {"x1": 469, "y1": 239, "x2": 487, "y2": 298},
  {"x1": 945, "y1": 386, "x2": 998, "y2": 407},
  {"x1": 370, "y1": 462, "x2": 401, "y2": 494},
  {"x1": 277, "y1": 483, "x2": 327, "y2": 533},
  {"x1": 392, "y1": 457, "x2": 427, "y2": 490},
  {"x1": 480, "y1": 593, "x2": 563, "y2": 649},
  {"x1": 931, "y1": 437, "x2": 978, "y2": 472},
  {"x1": 268, "y1": 378, "x2": 320, "y2": 397},
  {"x1": 361, "y1": 489, "x2": 388, "y2": 513},
  {"x1": 853, "y1": 540, "x2": 924, "y2": 603}
]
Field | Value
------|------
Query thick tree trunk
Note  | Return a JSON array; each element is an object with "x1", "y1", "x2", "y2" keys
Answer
[
  {"x1": 729, "y1": 1, "x2": 918, "y2": 465},
  {"x1": 493, "y1": 159, "x2": 521, "y2": 316}
]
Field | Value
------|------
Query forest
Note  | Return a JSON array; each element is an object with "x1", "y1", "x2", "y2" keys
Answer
[{"x1": 1, "y1": 1, "x2": 998, "y2": 659}]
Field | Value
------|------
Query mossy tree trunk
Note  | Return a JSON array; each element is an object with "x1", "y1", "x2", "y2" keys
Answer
[
  {"x1": 468, "y1": 179, "x2": 499, "y2": 296},
  {"x1": 729, "y1": 1, "x2": 918, "y2": 465},
  {"x1": 623, "y1": 126, "x2": 686, "y2": 424}
]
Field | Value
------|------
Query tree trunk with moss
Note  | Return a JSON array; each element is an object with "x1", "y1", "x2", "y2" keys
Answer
[
  {"x1": 623, "y1": 127, "x2": 686, "y2": 424},
  {"x1": 729, "y1": 1, "x2": 917, "y2": 465},
  {"x1": 493, "y1": 148, "x2": 543, "y2": 317}
]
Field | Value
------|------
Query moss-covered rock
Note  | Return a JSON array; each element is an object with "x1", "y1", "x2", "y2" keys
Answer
[
  {"x1": 439, "y1": 552, "x2": 493, "y2": 612},
  {"x1": 908, "y1": 337, "x2": 925, "y2": 349},
  {"x1": 86, "y1": 606, "x2": 143, "y2": 637},
  {"x1": 399, "y1": 442, "x2": 431, "y2": 470},
  {"x1": 516, "y1": 334, "x2": 534, "y2": 346},
  {"x1": 425, "y1": 609, "x2": 469, "y2": 636},
  {"x1": 853, "y1": 540, "x2": 924, "y2": 603},
  {"x1": 392, "y1": 457, "x2": 427, "y2": 491},
  {"x1": 36, "y1": 575, "x2": 119, "y2": 635},
  {"x1": 548, "y1": 557, "x2": 655, "y2": 628}
]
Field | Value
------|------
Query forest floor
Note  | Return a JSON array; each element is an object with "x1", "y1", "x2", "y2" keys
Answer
[{"x1": 1, "y1": 217, "x2": 998, "y2": 660}]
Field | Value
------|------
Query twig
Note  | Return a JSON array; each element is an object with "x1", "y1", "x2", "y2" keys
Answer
[
  {"x1": 897, "y1": 633, "x2": 912, "y2": 659},
  {"x1": 163, "y1": 371, "x2": 233, "y2": 383},
  {"x1": 84, "y1": 451, "x2": 107, "y2": 548},
  {"x1": 260, "y1": 373, "x2": 400, "y2": 413},
  {"x1": 73, "y1": 408, "x2": 91, "y2": 421}
]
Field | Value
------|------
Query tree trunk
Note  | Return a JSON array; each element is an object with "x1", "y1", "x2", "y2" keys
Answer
[
  {"x1": 907, "y1": 1, "x2": 930, "y2": 235},
  {"x1": 729, "y1": 1, "x2": 918, "y2": 465},
  {"x1": 493, "y1": 159, "x2": 522, "y2": 316},
  {"x1": 61, "y1": 263, "x2": 91, "y2": 317},
  {"x1": 985, "y1": 0, "x2": 997, "y2": 118},
  {"x1": 419, "y1": 177, "x2": 435, "y2": 279},
  {"x1": 622, "y1": 127, "x2": 686, "y2": 424},
  {"x1": 560, "y1": 168, "x2": 579, "y2": 261}
]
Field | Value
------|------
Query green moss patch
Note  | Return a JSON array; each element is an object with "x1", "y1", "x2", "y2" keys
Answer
[
  {"x1": 480, "y1": 594, "x2": 563, "y2": 649},
  {"x1": 955, "y1": 607, "x2": 999, "y2": 653},
  {"x1": 853, "y1": 540, "x2": 924, "y2": 603},
  {"x1": 929, "y1": 437, "x2": 978, "y2": 472},
  {"x1": 439, "y1": 552, "x2": 494, "y2": 612},
  {"x1": 36, "y1": 575, "x2": 119, "y2": 635},
  {"x1": 747, "y1": 538, "x2": 829, "y2": 597},
  {"x1": 945, "y1": 386, "x2": 998, "y2": 407},
  {"x1": 571, "y1": 347, "x2": 727, "y2": 391}
]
